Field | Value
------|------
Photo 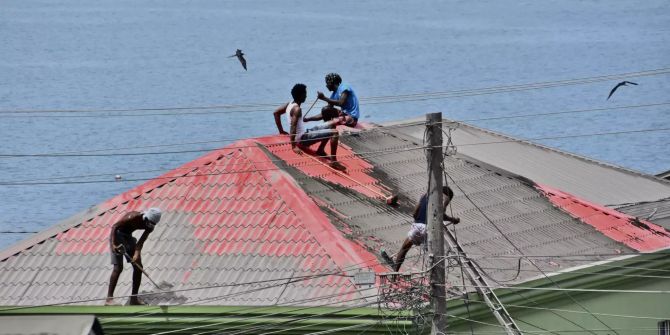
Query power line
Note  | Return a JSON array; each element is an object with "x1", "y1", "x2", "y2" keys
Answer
[
  {"x1": 101, "y1": 258, "x2": 415, "y2": 328},
  {"x1": 453, "y1": 297, "x2": 670, "y2": 321},
  {"x1": 2, "y1": 67, "x2": 668, "y2": 117},
  {"x1": 447, "y1": 282, "x2": 670, "y2": 294},
  {"x1": 0, "y1": 102, "x2": 278, "y2": 115},
  {"x1": 103, "y1": 270, "x2": 418, "y2": 335},
  {"x1": 457, "y1": 127, "x2": 670, "y2": 147},
  {"x1": 3, "y1": 122, "x2": 667, "y2": 160},
  {"x1": 11, "y1": 249, "x2": 415, "y2": 316},
  {"x1": 460, "y1": 102, "x2": 670, "y2": 123},
  {"x1": 0, "y1": 269, "x2": 353, "y2": 312},
  {"x1": 469, "y1": 264, "x2": 670, "y2": 280},
  {"x1": 0, "y1": 231, "x2": 38, "y2": 234},
  {"x1": 440, "y1": 129, "x2": 617, "y2": 335},
  {"x1": 1, "y1": 101, "x2": 666, "y2": 158},
  {"x1": 2, "y1": 125, "x2": 668, "y2": 186},
  {"x1": 112, "y1": 291, "x2": 389, "y2": 335},
  {"x1": 0, "y1": 145, "x2": 428, "y2": 185}
]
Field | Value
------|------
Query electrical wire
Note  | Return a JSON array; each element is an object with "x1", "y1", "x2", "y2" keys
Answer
[
  {"x1": 439, "y1": 128, "x2": 604, "y2": 335},
  {"x1": 0, "y1": 144, "x2": 428, "y2": 185},
  {"x1": 189, "y1": 298, "x2": 383, "y2": 335},
  {"x1": 0, "y1": 269, "x2": 356, "y2": 312},
  {"x1": 1, "y1": 102, "x2": 668, "y2": 334},
  {"x1": 460, "y1": 102, "x2": 670, "y2": 123},
  {"x1": 124, "y1": 292, "x2": 384, "y2": 335},
  {"x1": 444, "y1": 173, "x2": 613, "y2": 335},
  {"x1": 1, "y1": 125, "x2": 667, "y2": 188},
  {"x1": 463, "y1": 264, "x2": 670, "y2": 280},
  {"x1": 0, "y1": 231, "x2": 38, "y2": 234},
  {"x1": 452, "y1": 296, "x2": 670, "y2": 321},
  {"x1": 129, "y1": 272, "x2": 418, "y2": 335},
  {"x1": 98, "y1": 252, "x2": 424, "y2": 326},
  {"x1": 445, "y1": 282, "x2": 670, "y2": 294},
  {"x1": 3, "y1": 67, "x2": 668, "y2": 117},
  {"x1": 101, "y1": 258, "x2": 420, "y2": 332},
  {"x1": 1, "y1": 101, "x2": 666, "y2": 159}
]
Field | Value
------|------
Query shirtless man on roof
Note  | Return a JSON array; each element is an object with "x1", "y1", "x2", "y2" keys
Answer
[
  {"x1": 273, "y1": 83, "x2": 347, "y2": 171},
  {"x1": 105, "y1": 208, "x2": 161, "y2": 305}
]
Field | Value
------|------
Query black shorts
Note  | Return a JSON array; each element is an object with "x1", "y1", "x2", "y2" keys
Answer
[{"x1": 110, "y1": 230, "x2": 137, "y2": 265}]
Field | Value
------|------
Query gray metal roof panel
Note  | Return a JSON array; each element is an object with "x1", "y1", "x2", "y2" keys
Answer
[
  {"x1": 617, "y1": 198, "x2": 670, "y2": 230},
  {"x1": 386, "y1": 118, "x2": 670, "y2": 206},
  {"x1": 333, "y1": 127, "x2": 637, "y2": 285},
  {"x1": 2, "y1": 122, "x2": 664, "y2": 308}
]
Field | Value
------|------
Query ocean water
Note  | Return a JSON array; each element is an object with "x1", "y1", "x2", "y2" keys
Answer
[{"x1": 1, "y1": 0, "x2": 669, "y2": 249}]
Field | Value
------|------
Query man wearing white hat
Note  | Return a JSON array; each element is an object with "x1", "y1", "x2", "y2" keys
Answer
[{"x1": 105, "y1": 207, "x2": 161, "y2": 305}]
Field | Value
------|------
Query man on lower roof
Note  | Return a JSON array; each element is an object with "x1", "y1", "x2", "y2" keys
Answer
[
  {"x1": 381, "y1": 186, "x2": 460, "y2": 272},
  {"x1": 105, "y1": 207, "x2": 161, "y2": 305},
  {"x1": 273, "y1": 83, "x2": 347, "y2": 171}
]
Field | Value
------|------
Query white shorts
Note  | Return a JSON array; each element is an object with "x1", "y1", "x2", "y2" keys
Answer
[{"x1": 407, "y1": 223, "x2": 427, "y2": 246}]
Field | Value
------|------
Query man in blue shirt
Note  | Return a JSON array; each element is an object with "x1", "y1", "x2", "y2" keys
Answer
[
  {"x1": 381, "y1": 186, "x2": 460, "y2": 272},
  {"x1": 316, "y1": 73, "x2": 360, "y2": 127}
]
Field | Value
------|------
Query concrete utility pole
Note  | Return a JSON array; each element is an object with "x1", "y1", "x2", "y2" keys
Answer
[{"x1": 426, "y1": 112, "x2": 446, "y2": 335}]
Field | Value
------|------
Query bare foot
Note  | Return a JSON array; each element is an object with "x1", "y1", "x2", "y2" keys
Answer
[
  {"x1": 128, "y1": 297, "x2": 147, "y2": 306},
  {"x1": 105, "y1": 297, "x2": 116, "y2": 306},
  {"x1": 329, "y1": 161, "x2": 347, "y2": 171}
]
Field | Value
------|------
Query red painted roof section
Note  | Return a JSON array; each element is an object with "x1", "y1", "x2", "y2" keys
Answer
[
  {"x1": 54, "y1": 137, "x2": 388, "y2": 269},
  {"x1": 537, "y1": 184, "x2": 670, "y2": 252},
  {"x1": 257, "y1": 134, "x2": 393, "y2": 200},
  {"x1": 3, "y1": 135, "x2": 388, "y2": 305}
]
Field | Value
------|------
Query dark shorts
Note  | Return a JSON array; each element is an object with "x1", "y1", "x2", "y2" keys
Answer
[{"x1": 110, "y1": 230, "x2": 137, "y2": 265}]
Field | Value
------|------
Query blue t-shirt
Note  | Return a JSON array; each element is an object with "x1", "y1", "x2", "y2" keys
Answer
[
  {"x1": 415, "y1": 194, "x2": 428, "y2": 224},
  {"x1": 330, "y1": 82, "x2": 360, "y2": 120}
]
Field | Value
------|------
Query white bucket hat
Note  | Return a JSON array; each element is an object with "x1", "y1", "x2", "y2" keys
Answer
[{"x1": 142, "y1": 207, "x2": 162, "y2": 227}]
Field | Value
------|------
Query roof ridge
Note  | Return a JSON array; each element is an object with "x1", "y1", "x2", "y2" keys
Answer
[
  {"x1": 0, "y1": 142, "x2": 254, "y2": 262},
  {"x1": 454, "y1": 120, "x2": 670, "y2": 185},
  {"x1": 382, "y1": 117, "x2": 670, "y2": 186}
]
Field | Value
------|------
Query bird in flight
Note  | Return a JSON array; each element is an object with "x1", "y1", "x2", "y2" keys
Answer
[
  {"x1": 607, "y1": 80, "x2": 638, "y2": 100},
  {"x1": 229, "y1": 49, "x2": 247, "y2": 71}
]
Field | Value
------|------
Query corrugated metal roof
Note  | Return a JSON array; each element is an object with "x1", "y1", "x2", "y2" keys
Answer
[
  {"x1": 616, "y1": 198, "x2": 670, "y2": 231},
  {"x1": 0, "y1": 138, "x2": 385, "y2": 306},
  {"x1": 537, "y1": 184, "x2": 670, "y2": 252},
  {"x1": 1, "y1": 120, "x2": 667, "y2": 308},
  {"x1": 315, "y1": 129, "x2": 644, "y2": 289},
  {"x1": 387, "y1": 118, "x2": 670, "y2": 206}
]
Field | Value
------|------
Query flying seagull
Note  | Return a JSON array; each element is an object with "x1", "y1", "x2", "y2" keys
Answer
[
  {"x1": 607, "y1": 80, "x2": 637, "y2": 100},
  {"x1": 229, "y1": 49, "x2": 247, "y2": 71}
]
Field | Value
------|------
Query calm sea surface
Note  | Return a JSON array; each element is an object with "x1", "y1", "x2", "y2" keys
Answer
[{"x1": 1, "y1": 0, "x2": 669, "y2": 249}]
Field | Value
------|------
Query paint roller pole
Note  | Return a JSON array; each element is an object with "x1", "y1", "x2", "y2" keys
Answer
[
  {"x1": 122, "y1": 250, "x2": 163, "y2": 290},
  {"x1": 302, "y1": 97, "x2": 319, "y2": 120}
]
